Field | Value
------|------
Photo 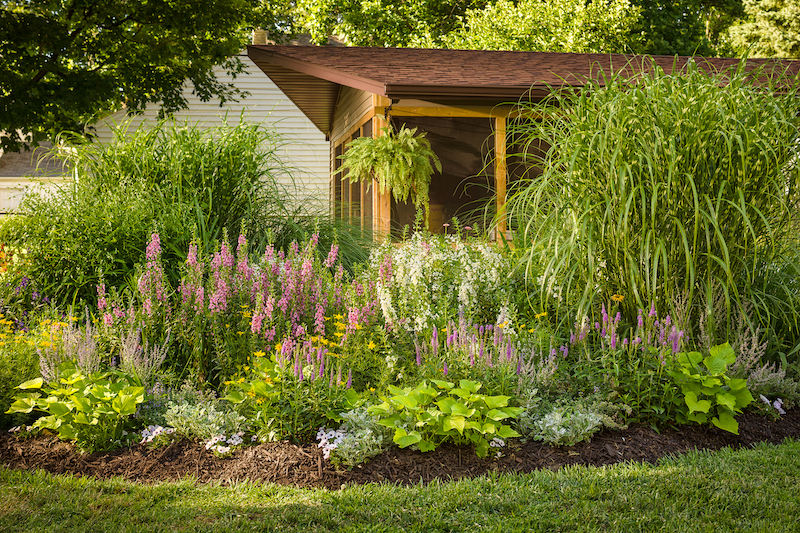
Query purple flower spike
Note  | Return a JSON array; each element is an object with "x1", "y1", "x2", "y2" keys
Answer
[
  {"x1": 432, "y1": 327, "x2": 438, "y2": 355},
  {"x1": 443, "y1": 361, "x2": 448, "y2": 375},
  {"x1": 516, "y1": 355, "x2": 523, "y2": 374},
  {"x1": 346, "y1": 369, "x2": 352, "y2": 389},
  {"x1": 649, "y1": 302, "x2": 657, "y2": 317}
]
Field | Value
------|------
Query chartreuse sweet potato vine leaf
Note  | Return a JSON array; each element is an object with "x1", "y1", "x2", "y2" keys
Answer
[
  {"x1": 368, "y1": 379, "x2": 522, "y2": 458},
  {"x1": 5, "y1": 361, "x2": 145, "y2": 453},
  {"x1": 669, "y1": 343, "x2": 754, "y2": 434}
]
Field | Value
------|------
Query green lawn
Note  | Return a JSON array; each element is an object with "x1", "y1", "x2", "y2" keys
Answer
[{"x1": 2, "y1": 439, "x2": 799, "y2": 532}]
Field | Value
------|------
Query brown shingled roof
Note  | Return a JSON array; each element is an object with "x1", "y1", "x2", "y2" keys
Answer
[{"x1": 248, "y1": 45, "x2": 800, "y2": 136}]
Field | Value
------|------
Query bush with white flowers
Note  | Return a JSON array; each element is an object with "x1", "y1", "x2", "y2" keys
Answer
[{"x1": 369, "y1": 231, "x2": 514, "y2": 334}]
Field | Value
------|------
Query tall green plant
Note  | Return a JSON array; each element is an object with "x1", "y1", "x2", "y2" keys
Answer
[
  {"x1": 338, "y1": 124, "x2": 442, "y2": 222},
  {"x1": 1, "y1": 120, "x2": 373, "y2": 308},
  {"x1": 507, "y1": 60, "x2": 800, "y2": 351}
]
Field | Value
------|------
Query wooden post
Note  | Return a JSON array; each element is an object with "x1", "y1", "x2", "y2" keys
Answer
[
  {"x1": 495, "y1": 116, "x2": 507, "y2": 241},
  {"x1": 372, "y1": 94, "x2": 392, "y2": 241}
]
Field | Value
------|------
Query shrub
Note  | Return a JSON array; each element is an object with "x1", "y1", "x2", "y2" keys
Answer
[
  {"x1": 369, "y1": 230, "x2": 514, "y2": 334},
  {"x1": 2, "y1": 120, "x2": 370, "y2": 310},
  {"x1": 6, "y1": 361, "x2": 145, "y2": 453},
  {"x1": 368, "y1": 378, "x2": 522, "y2": 458},
  {"x1": 508, "y1": 60, "x2": 800, "y2": 352},
  {"x1": 316, "y1": 406, "x2": 392, "y2": 469},
  {"x1": 668, "y1": 343, "x2": 755, "y2": 434},
  {"x1": 0, "y1": 318, "x2": 40, "y2": 429},
  {"x1": 223, "y1": 347, "x2": 360, "y2": 443}
]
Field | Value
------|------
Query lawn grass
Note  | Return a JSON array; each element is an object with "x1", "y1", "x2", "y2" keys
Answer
[{"x1": 2, "y1": 439, "x2": 799, "y2": 532}]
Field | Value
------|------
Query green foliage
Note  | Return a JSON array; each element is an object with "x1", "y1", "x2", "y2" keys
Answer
[
  {"x1": 728, "y1": 0, "x2": 800, "y2": 57},
  {"x1": 163, "y1": 395, "x2": 246, "y2": 442},
  {"x1": 338, "y1": 125, "x2": 441, "y2": 222},
  {"x1": 368, "y1": 230, "x2": 513, "y2": 333},
  {"x1": 223, "y1": 352, "x2": 361, "y2": 443},
  {"x1": 631, "y1": 0, "x2": 716, "y2": 55},
  {"x1": 436, "y1": 0, "x2": 641, "y2": 53},
  {"x1": 0, "y1": 323, "x2": 40, "y2": 430},
  {"x1": 5, "y1": 362, "x2": 145, "y2": 452},
  {"x1": 317, "y1": 406, "x2": 392, "y2": 469},
  {"x1": 295, "y1": 0, "x2": 489, "y2": 47},
  {"x1": 0, "y1": 0, "x2": 273, "y2": 152},
  {"x1": 526, "y1": 399, "x2": 624, "y2": 447},
  {"x1": 669, "y1": 343, "x2": 755, "y2": 433},
  {"x1": 3, "y1": 120, "x2": 314, "y2": 308},
  {"x1": 368, "y1": 379, "x2": 522, "y2": 458},
  {"x1": 509, "y1": 61, "x2": 800, "y2": 349}
]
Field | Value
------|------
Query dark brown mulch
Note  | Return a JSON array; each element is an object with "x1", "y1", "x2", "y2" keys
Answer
[{"x1": 2, "y1": 409, "x2": 799, "y2": 490}]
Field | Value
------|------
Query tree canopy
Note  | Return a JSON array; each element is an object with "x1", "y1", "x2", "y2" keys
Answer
[
  {"x1": 294, "y1": 0, "x2": 491, "y2": 47},
  {"x1": 431, "y1": 0, "x2": 642, "y2": 53},
  {"x1": 0, "y1": 0, "x2": 274, "y2": 152},
  {"x1": 728, "y1": 0, "x2": 800, "y2": 57}
]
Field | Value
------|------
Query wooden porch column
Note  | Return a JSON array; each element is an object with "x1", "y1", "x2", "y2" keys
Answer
[
  {"x1": 372, "y1": 94, "x2": 392, "y2": 241},
  {"x1": 495, "y1": 116, "x2": 507, "y2": 240}
]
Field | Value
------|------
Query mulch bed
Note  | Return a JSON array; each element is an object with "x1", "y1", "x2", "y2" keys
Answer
[{"x1": 2, "y1": 409, "x2": 799, "y2": 490}]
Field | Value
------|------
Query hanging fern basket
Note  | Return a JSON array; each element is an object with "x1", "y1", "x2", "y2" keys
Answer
[{"x1": 337, "y1": 124, "x2": 442, "y2": 222}]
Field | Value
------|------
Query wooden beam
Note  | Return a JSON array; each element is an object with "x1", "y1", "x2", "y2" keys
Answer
[
  {"x1": 495, "y1": 117, "x2": 507, "y2": 241},
  {"x1": 388, "y1": 106, "x2": 513, "y2": 118},
  {"x1": 373, "y1": 106, "x2": 548, "y2": 120}
]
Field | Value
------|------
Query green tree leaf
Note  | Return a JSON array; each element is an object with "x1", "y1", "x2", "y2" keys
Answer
[{"x1": 0, "y1": 0, "x2": 270, "y2": 152}]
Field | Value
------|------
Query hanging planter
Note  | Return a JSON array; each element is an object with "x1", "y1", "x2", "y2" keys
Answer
[{"x1": 338, "y1": 124, "x2": 442, "y2": 223}]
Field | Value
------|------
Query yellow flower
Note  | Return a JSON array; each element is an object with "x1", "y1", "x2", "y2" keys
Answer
[
  {"x1": 253, "y1": 351, "x2": 266, "y2": 358},
  {"x1": 611, "y1": 294, "x2": 625, "y2": 303},
  {"x1": 369, "y1": 387, "x2": 375, "y2": 392},
  {"x1": 247, "y1": 390, "x2": 256, "y2": 398},
  {"x1": 275, "y1": 343, "x2": 282, "y2": 352},
  {"x1": 335, "y1": 331, "x2": 344, "y2": 338},
  {"x1": 237, "y1": 331, "x2": 245, "y2": 336},
  {"x1": 240, "y1": 304, "x2": 250, "y2": 309},
  {"x1": 334, "y1": 314, "x2": 343, "y2": 320},
  {"x1": 535, "y1": 312, "x2": 548, "y2": 319},
  {"x1": 367, "y1": 341, "x2": 377, "y2": 350},
  {"x1": 241, "y1": 311, "x2": 251, "y2": 318}
]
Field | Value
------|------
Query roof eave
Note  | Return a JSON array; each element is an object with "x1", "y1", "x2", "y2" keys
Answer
[{"x1": 248, "y1": 46, "x2": 387, "y2": 96}]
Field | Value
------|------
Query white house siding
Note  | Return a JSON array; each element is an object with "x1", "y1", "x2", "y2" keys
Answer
[
  {"x1": 92, "y1": 54, "x2": 330, "y2": 213},
  {"x1": 0, "y1": 144, "x2": 70, "y2": 214}
]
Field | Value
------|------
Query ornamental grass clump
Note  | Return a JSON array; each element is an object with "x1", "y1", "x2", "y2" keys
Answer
[{"x1": 508, "y1": 59, "x2": 800, "y2": 352}]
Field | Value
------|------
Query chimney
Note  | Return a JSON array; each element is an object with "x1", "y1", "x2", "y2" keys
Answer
[{"x1": 252, "y1": 29, "x2": 268, "y2": 45}]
